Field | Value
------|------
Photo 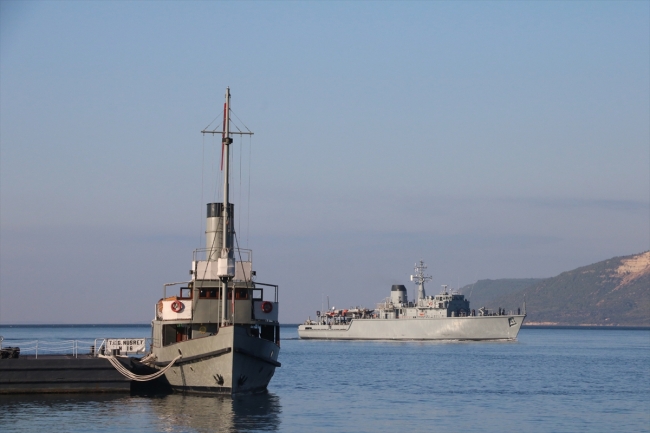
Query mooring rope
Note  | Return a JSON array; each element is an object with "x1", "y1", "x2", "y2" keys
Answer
[{"x1": 104, "y1": 354, "x2": 182, "y2": 382}]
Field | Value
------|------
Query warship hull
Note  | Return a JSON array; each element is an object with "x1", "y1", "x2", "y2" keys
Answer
[{"x1": 298, "y1": 314, "x2": 525, "y2": 340}]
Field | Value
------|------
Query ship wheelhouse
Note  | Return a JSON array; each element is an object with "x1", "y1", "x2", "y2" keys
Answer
[{"x1": 152, "y1": 241, "x2": 280, "y2": 350}]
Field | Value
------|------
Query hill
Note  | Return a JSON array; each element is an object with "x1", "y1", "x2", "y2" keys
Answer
[
  {"x1": 465, "y1": 252, "x2": 650, "y2": 326},
  {"x1": 460, "y1": 278, "x2": 541, "y2": 311}
]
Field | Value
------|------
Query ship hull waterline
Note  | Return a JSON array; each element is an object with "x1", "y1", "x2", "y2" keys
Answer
[
  {"x1": 298, "y1": 315, "x2": 526, "y2": 341},
  {"x1": 152, "y1": 325, "x2": 280, "y2": 395}
]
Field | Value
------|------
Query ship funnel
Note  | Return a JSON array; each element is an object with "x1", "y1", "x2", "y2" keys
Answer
[
  {"x1": 391, "y1": 285, "x2": 407, "y2": 305},
  {"x1": 205, "y1": 203, "x2": 234, "y2": 261}
]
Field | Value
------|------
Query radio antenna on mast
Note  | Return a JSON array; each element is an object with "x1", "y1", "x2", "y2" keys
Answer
[{"x1": 410, "y1": 260, "x2": 432, "y2": 302}]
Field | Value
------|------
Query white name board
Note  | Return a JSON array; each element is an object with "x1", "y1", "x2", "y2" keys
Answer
[{"x1": 106, "y1": 339, "x2": 146, "y2": 354}]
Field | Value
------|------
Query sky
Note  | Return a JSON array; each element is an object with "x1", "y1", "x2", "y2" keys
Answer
[{"x1": 1, "y1": 1, "x2": 648, "y2": 324}]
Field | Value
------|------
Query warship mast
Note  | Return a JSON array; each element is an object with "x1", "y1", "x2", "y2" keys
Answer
[{"x1": 411, "y1": 260, "x2": 432, "y2": 302}]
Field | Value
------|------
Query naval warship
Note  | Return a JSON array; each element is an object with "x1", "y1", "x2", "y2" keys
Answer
[
  {"x1": 298, "y1": 261, "x2": 525, "y2": 340},
  {"x1": 149, "y1": 88, "x2": 281, "y2": 394}
]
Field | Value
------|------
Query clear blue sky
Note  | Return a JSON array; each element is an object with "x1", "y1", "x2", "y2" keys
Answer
[{"x1": 1, "y1": 1, "x2": 648, "y2": 324}]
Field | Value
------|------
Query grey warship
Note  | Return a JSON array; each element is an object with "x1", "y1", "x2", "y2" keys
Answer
[
  {"x1": 149, "y1": 88, "x2": 280, "y2": 394},
  {"x1": 298, "y1": 261, "x2": 525, "y2": 340}
]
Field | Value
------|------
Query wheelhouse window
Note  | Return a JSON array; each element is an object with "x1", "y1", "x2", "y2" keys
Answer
[{"x1": 199, "y1": 288, "x2": 219, "y2": 299}]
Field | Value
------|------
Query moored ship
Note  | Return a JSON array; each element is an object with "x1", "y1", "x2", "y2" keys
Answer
[
  {"x1": 149, "y1": 88, "x2": 281, "y2": 394},
  {"x1": 298, "y1": 261, "x2": 525, "y2": 340}
]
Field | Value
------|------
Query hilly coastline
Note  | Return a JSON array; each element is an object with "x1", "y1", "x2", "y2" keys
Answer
[{"x1": 461, "y1": 252, "x2": 650, "y2": 326}]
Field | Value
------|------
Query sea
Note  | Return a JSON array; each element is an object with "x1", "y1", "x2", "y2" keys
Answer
[{"x1": 0, "y1": 325, "x2": 648, "y2": 433}]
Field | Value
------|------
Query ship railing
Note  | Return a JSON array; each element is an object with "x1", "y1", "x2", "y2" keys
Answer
[
  {"x1": 376, "y1": 298, "x2": 393, "y2": 310},
  {"x1": 477, "y1": 308, "x2": 522, "y2": 316},
  {"x1": 253, "y1": 282, "x2": 279, "y2": 303},
  {"x1": 0, "y1": 338, "x2": 152, "y2": 359},
  {"x1": 0, "y1": 339, "x2": 93, "y2": 359},
  {"x1": 162, "y1": 281, "x2": 192, "y2": 299},
  {"x1": 93, "y1": 338, "x2": 107, "y2": 356}
]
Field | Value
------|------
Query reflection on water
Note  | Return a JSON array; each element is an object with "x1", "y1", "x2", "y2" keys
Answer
[
  {"x1": 0, "y1": 392, "x2": 282, "y2": 433},
  {"x1": 149, "y1": 393, "x2": 282, "y2": 433}
]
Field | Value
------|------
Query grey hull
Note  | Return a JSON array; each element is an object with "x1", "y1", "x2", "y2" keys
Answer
[
  {"x1": 152, "y1": 325, "x2": 280, "y2": 394},
  {"x1": 298, "y1": 315, "x2": 525, "y2": 340}
]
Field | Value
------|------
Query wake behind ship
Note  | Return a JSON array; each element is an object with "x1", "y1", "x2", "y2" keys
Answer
[
  {"x1": 298, "y1": 261, "x2": 525, "y2": 340},
  {"x1": 149, "y1": 88, "x2": 280, "y2": 394}
]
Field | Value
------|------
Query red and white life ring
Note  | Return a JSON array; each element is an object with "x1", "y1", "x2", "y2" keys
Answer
[
  {"x1": 261, "y1": 301, "x2": 273, "y2": 313},
  {"x1": 171, "y1": 300, "x2": 184, "y2": 313}
]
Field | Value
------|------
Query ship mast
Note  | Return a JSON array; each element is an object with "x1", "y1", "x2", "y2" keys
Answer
[
  {"x1": 411, "y1": 260, "x2": 432, "y2": 303},
  {"x1": 222, "y1": 87, "x2": 231, "y2": 257},
  {"x1": 201, "y1": 87, "x2": 254, "y2": 326},
  {"x1": 221, "y1": 88, "x2": 232, "y2": 326}
]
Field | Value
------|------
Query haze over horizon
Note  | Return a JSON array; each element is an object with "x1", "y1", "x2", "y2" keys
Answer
[{"x1": 1, "y1": 1, "x2": 648, "y2": 324}]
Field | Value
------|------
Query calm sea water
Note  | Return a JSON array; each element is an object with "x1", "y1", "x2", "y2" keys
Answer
[{"x1": 0, "y1": 325, "x2": 648, "y2": 433}]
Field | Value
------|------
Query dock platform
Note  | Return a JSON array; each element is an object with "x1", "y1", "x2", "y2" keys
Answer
[{"x1": 0, "y1": 355, "x2": 170, "y2": 394}]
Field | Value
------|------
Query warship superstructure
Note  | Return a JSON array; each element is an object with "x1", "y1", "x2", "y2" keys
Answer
[
  {"x1": 298, "y1": 261, "x2": 525, "y2": 340},
  {"x1": 149, "y1": 88, "x2": 280, "y2": 394}
]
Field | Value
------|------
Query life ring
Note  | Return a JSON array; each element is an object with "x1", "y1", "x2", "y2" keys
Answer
[
  {"x1": 171, "y1": 301, "x2": 184, "y2": 313},
  {"x1": 428, "y1": 301, "x2": 433, "y2": 307},
  {"x1": 261, "y1": 301, "x2": 273, "y2": 313}
]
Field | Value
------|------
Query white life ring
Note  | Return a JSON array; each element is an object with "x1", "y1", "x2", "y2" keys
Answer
[{"x1": 171, "y1": 300, "x2": 184, "y2": 313}]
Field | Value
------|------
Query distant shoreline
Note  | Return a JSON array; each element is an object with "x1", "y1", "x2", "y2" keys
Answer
[{"x1": 522, "y1": 324, "x2": 650, "y2": 330}]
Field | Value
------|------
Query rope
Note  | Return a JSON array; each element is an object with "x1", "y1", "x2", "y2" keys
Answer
[{"x1": 103, "y1": 354, "x2": 182, "y2": 382}]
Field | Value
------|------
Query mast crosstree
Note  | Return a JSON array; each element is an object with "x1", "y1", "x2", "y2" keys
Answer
[{"x1": 411, "y1": 260, "x2": 432, "y2": 302}]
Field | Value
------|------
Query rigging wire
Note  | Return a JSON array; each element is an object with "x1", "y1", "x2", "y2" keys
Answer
[
  {"x1": 234, "y1": 229, "x2": 251, "y2": 285},
  {"x1": 203, "y1": 116, "x2": 222, "y2": 132},
  {"x1": 212, "y1": 133, "x2": 223, "y2": 204},
  {"x1": 230, "y1": 109, "x2": 253, "y2": 133},
  {"x1": 239, "y1": 133, "x2": 243, "y2": 244},
  {"x1": 199, "y1": 106, "x2": 253, "y2": 252},
  {"x1": 210, "y1": 134, "x2": 217, "y2": 202},
  {"x1": 199, "y1": 134, "x2": 206, "y2": 248},
  {"x1": 247, "y1": 133, "x2": 252, "y2": 247}
]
